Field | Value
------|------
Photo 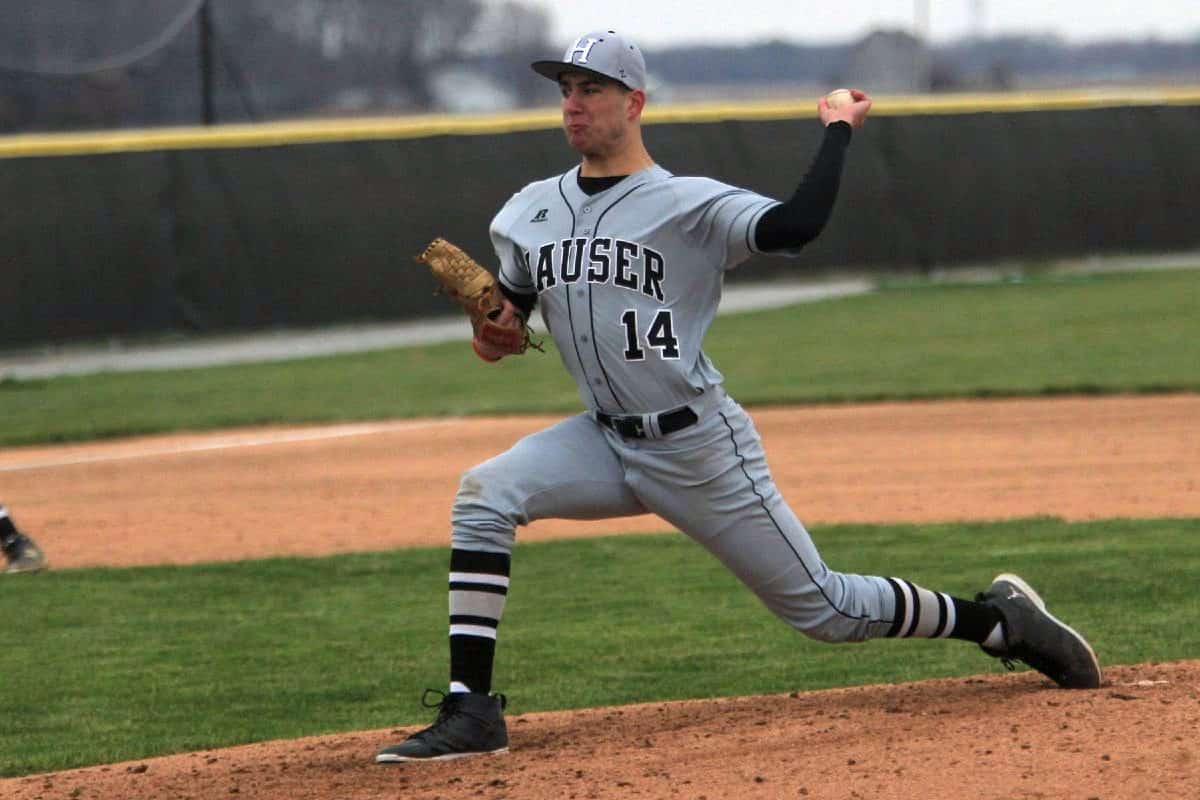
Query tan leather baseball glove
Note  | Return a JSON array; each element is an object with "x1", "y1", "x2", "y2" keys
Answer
[{"x1": 415, "y1": 237, "x2": 537, "y2": 361}]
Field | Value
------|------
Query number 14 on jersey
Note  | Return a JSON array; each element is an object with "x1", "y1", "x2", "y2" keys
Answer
[{"x1": 621, "y1": 309, "x2": 680, "y2": 361}]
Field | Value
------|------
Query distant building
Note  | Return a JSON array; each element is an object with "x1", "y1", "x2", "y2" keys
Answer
[
  {"x1": 839, "y1": 30, "x2": 930, "y2": 94},
  {"x1": 427, "y1": 67, "x2": 519, "y2": 114}
]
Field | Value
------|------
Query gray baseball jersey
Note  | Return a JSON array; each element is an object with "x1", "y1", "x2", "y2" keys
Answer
[
  {"x1": 491, "y1": 164, "x2": 775, "y2": 413},
  {"x1": 447, "y1": 162, "x2": 910, "y2": 646}
]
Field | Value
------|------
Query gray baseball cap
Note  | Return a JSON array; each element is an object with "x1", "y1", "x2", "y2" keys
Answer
[{"x1": 531, "y1": 30, "x2": 647, "y2": 91}]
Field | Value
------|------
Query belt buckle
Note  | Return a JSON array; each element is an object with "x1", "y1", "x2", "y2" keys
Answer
[
  {"x1": 598, "y1": 413, "x2": 639, "y2": 438},
  {"x1": 612, "y1": 416, "x2": 645, "y2": 438}
]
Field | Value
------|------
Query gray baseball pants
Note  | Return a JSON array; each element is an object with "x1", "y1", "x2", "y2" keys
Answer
[{"x1": 451, "y1": 387, "x2": 899, "y2": 643}]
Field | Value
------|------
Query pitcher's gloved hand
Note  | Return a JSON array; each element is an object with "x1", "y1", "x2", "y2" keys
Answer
[{"x1": 415, "y1": 237, "x2": 539, "y2": 361}]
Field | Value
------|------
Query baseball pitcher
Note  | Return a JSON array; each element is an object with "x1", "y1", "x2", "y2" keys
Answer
[{"x1": 377, "y1": 30, "x2": 1101, "y2": 763}]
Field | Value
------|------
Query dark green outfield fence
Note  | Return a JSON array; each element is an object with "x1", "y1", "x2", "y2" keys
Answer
[{"x1": 2, "y1": 91, "x2": 1198, "y2": 347}]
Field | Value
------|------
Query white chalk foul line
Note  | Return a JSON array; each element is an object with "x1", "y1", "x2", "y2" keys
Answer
[{"x1": 0, "y1": 418, "x2": 461, "y2": 473}]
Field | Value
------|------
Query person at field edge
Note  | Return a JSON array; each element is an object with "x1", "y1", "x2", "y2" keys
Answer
[
  {"x1": 1, "y1": 503, "x2": 47, "y2": 574},
  {"x1": 375, "y1": 30, "x2": 1102, "y2": 763}
]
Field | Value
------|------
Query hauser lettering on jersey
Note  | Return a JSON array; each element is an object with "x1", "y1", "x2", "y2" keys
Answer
[{"x1": 530, "y1": 237, "x2": 665, "y2": 301}]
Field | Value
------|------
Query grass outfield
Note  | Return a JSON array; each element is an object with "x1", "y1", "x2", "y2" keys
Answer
[
  {"x1": 2, "y1": 518, "x2": 1197, "y2": 776},
  {"x1": 1, "y1": 268, "x2": 1197, "y2": 446},
  {"x1": 3, "y1": 266, "x2": 1197, "y2": 777}
]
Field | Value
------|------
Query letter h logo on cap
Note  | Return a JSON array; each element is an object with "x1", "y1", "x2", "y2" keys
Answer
[{"x1": 566, "y1": 36, "x2": 599, "y2": 64}]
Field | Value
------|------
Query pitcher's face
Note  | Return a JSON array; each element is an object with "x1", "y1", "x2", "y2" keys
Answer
[{"x1": 558, "y1": 72, "x2": 638, "y2": 158}]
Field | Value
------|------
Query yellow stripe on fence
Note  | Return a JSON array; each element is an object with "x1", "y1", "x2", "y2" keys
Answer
[{"x1": 3, "y1": 86, "x2": 1199, "y2": 159}]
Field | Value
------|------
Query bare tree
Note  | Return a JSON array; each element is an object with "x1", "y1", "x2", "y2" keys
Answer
[
  {"x1": 461, "y1": 0, "x2": 551, "y2": 55},
  {"x1": 458, "y1": 1, "x2": 554, "y2": 106},
  {"x1": 254, "y1": 0, "x2": 483, "y2": 107}
]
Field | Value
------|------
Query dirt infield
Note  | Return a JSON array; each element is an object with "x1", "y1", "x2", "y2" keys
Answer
[
  {"x1": 3, "y1": 393, "x2": 1199, "y2": 798},
  {"x1": 4, "y1": 394, "x2": 1199, "y2": 569}
]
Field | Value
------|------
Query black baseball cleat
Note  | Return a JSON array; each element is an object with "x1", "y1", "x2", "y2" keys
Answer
[
  {"x1": 376, "y1": 690, "x2": 508, "y2": 762},
  {"x1": 3, "y1": 533, "x2": 47, "y2": 574},
  {"x1": 976, "y1": 573, "x2": 1101, "y2": 689}
]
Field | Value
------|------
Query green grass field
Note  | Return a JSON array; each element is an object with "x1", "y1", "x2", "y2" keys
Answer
[
  {"x1": 2, "y1": 267, "x2": 1198, "y2": 776},
  {"x1": 3, "y1": 519, "x2": 1198, "y2": 776},
  {"x1": 1, "y1": 268, "x2": 1197, "y2": 445}
]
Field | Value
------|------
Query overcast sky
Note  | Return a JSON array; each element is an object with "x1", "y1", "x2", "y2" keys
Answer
[{"x1": 536, "y1": 0, "x2": 1200, "y2": 48}]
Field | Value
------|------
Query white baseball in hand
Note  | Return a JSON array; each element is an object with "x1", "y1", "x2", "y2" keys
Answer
[{"x1": 825, "y1": 88, "x2": 854, "y2": 109}]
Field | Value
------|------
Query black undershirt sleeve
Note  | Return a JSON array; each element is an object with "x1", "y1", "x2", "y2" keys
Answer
[
  {"x1": 754, "y1": 120, "x2": 853, "y2": 252},
  {"x1": 498, "y1": 126, "x2": 847, "y2": 310},
  {"x1": 499, "y1": 282, "x2": 538, "y2": 317}
]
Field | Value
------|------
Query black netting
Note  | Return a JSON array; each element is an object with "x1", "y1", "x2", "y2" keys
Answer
[
  {"x1": 0, "y1": 0, "x2": 555, "y2": 133},
  {"x1": 0, "y1": 0, "x2": 205, "y2": 74}
]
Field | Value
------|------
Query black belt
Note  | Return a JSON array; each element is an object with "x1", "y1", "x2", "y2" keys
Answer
[{"x1": 595, "y1": 405, "x2": 699, "y2": 439}]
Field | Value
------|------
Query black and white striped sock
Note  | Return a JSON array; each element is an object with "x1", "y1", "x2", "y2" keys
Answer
[
  {"x1": 448, "y1": 548, "x2": 511, "y2": 695},
  {"x1": 885, "y1": 577, "x2": 1003, "y2": 645}
]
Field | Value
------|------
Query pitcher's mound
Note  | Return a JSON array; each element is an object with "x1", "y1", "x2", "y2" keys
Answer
[{"x1": 5, "y1": 661, "x2": 1196, "y2": 800}]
